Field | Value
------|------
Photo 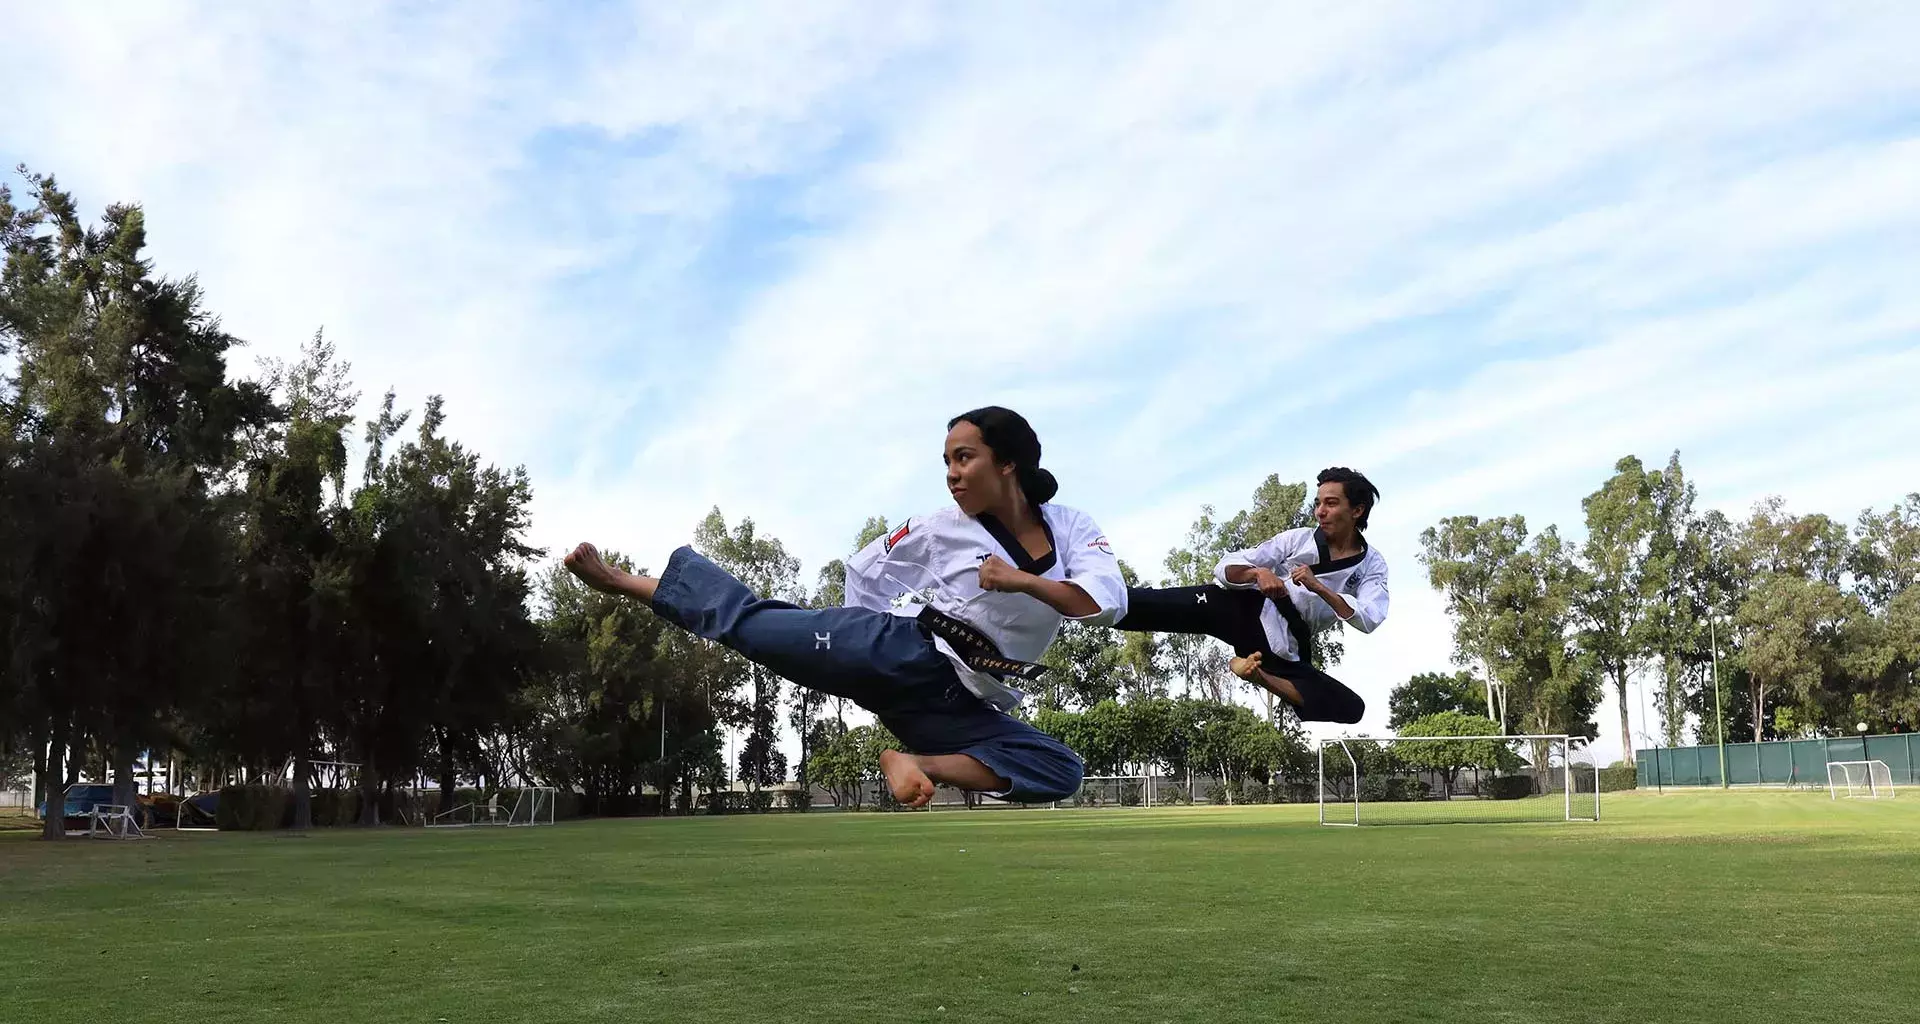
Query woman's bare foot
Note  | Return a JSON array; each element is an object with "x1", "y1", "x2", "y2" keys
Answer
[
  {"x1": 879, "y1": 749, "x2": 937, "y2": 809},
  {"x1": 563, "y1": 542, "x2": 655, "y2": 600}
]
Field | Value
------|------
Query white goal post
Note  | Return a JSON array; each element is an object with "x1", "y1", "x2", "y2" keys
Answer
[
  {"x1": 427, "y1": 787, "x2": 559, "y2": 827},
  {"x1": 1827, "y1": 760, "x2": 1895, "y2": 800},
  {"x1": 1318, "y1": 734, "x2": 1600, "y2": 826},
  {"x1": 506, "y1": 786, "x2": 558, "y2": 826}
]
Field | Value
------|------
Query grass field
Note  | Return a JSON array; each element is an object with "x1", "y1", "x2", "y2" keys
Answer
[{"x1": 4, "y1": 790, "x2": 1918, "y2": 1023}]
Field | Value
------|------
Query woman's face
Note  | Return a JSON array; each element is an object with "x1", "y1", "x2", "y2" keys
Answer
[{"x1": 944, "y1": 420, "x2": 1014, "y2": 516}]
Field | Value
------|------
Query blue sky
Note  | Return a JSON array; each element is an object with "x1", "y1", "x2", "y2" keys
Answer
[{"x1": 6, "y1": 2, "x2": 1918, "y2": 763}]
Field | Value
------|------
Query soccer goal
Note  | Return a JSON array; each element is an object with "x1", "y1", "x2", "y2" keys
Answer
[
  {"x1": 428, "y1": 787, "x2": 559, "y2": 827},
  {"x1": 1827, "y1": 760, "x2": 1895, "y2": 800},
  {"x1": 1318, "y1": 735, "x2": 1600, "y2": 826},
  {"x1": 1057, "y1": 775, "x2": 1158, "y2": 809},
  {"x1": 87, "y1": 804, "x2": 147, "y2": 840},
  {"x1": 505, "y1": 787, "x2": 558, "y2": 826}
]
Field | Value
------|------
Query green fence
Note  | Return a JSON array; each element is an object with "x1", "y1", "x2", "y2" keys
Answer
[{"x1": 1636, "y1": 733, "x2": 1920, "y2": 788}]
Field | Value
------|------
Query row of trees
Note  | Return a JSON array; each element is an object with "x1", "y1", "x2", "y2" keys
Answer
[
  {"x1": 1421, "y1": 455, "x2": 1919, "y2": 757},
  {"x1": 1, "y1": 172, "x2": 548, "y2": 836},
  {"x1": 0, "y1": 174, "x2": 1309, "y2": 837},
  {"x1": 5, "y1": 173, "x2": 1913, "y2": 839}
]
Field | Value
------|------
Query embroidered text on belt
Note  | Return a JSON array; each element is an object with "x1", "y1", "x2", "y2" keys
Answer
[{"x1": 914, "y1": 606, "x2": 1050, "y2": 681}]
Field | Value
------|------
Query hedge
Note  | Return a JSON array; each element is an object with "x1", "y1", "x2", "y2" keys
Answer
[
  {"x1": 216, "y1": 785, "x2": 290, "y2": 830},
  {"x1": 1598, "y1": 763, "x2": 1637, "y2": 792},
  {"x1": 1478, "y1": 775, "x2": 1537, "y2": 800}
]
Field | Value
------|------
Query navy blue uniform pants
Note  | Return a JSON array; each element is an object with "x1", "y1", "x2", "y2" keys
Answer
[{"x1": 651, "y1": 547, "x2": 1084, "y2": 802}]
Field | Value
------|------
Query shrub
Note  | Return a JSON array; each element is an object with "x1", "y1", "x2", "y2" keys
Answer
[
  {"x1": 1599, "y1": 764, "x2": 1637, "y2": 792},
  {"x1": 1358, "y1": 776, "x2": 1426, "y2": 803},
  {"x1": 217, "y1": 785, "x2": 290, "y2": 831},
  {"x1": 1479, "y1": 775, "x2": 1537, "y2": 800},
  {"x1": 307, "y1": 789, "x2": 361, "y2": 827}
]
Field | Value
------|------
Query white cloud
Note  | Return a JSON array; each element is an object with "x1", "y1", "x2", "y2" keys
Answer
[{"x1": 6, "y1": 2, "x2": 1918, "y2": 769}]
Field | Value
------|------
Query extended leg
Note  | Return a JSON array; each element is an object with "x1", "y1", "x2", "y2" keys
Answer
[
  {"x1": 568, "y1": 543, "x2": 946, "y2": 703},
  {"x1": 1244, "y1": 652, "x2": 1366, "y2": 724},
  {"x1": 879, "y1": 751, "x2": 1010, "y2": 809},
  {"x1": 1229, "y1": 651, "x2": 1306, "y2": 708},
  {"x1": 569, "y1": 543, "x2": 1039, "y2": 799},
  {"x1": 1117, "y1": 585, "x2": 1269, "y2": 652},
  {"x1": 882, "y1": 700, "x2": 1085, "y2": 805}
]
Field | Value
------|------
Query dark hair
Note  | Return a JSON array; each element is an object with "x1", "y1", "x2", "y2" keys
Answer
[
  {"x1": 947, "y1": 406, "x2": 1059, "y2": 505},
  {"x1": 1316, "y1": 467, "x2": 1379, "y2": 530}
]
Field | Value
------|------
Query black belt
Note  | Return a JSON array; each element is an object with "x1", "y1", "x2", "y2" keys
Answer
[
  {"x1": 915, "y1": 606, "x2": 1051, "y2": 681},
  {"x1": 1269, "y1": 591, "x2": 1317, "y2": 668}
]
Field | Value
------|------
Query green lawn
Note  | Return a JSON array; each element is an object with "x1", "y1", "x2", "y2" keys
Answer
[{"x1": 4, "y1": 791, "x2": 1917, "y2": 1023}]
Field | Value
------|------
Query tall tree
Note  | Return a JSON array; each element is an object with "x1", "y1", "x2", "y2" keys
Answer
[
  {"x1": 1386, "y1": 671, "x2": 1487, "y2": 730},
  {"x1": 1038, "y1": 620, "x2": 1125, "y2": 711},
  {"x1": 217, "y1": 332, "x2": 357, "y2": 829},
  {"x1": 1683, "y1": 509, "x2": 1753, "y2": 744},
  {"x1": 1641, "y1": 453, "x2": 1703, "y2": 747},
  {"x1": 333, "y1": 393, "x2": 538, "y2": 823},
  {"x1": 1700, "y1": 499, "x2": 1854, "y2": 742},
  {"x1": 1738, "y1": 497, "x2": 1850, "y2": 584},
  {"x1": 1419, "y1": 515, "x2": 1528, "y2": 730},
  {"x1": 695, "y1": 508, "x2": 798, "y2": 801},
  {"x1": 1846, "y1": 497, "x2": 1920, "y2": 731},
  {"x1": 1491, "y1": 527, "x2": 1601, "y2": 752},
  {"x1": 1577, "y1": 456, "x2": 1657, "y2": 759},
  {"x1": 1422, "y1": 516, "x2": 1599, "y2": 749},
  {"x1": 1850, "y1": 495, "x2": 1920, "y2": 613},
  {"x1": 525, "y1": 553, "x2": 703, "y2": 814},
  {"x1": 0, "y1": 170, "x2": 266, "y2": 838},
  {"x1": 1735, "y1": 574, "x2": 1862, "y2": 740},
  {"x1": 1393, "y1": 711, "x2": 1512, "y2": 798}
]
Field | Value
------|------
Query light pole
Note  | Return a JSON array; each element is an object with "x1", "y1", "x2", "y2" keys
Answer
[{"x1": 1710, "y1": 611, "x2": 1728, "y2": 789}]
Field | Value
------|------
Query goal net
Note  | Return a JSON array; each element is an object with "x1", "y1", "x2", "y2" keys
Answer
[
  {"x1": 1319, "y1": 734, "x2": 1600, "y2": 826},
  {"x1": 1056, "y1": 775, "x2": 1158, "y2": 809},
  {"x1": 505, "y1": 787, "x2": 558, "y2": 826},
  {"x1": 1827, "y1": 760, "x2": 1895, "y2": 800},
  {"x1": 425, "y1": 787, "x2": 560, "y2": 827}
]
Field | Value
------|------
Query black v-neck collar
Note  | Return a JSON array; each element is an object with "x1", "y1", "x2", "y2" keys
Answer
[
  {"x1": 978, "y1": 511, "x2": 1057, "y2": 574},
  {"x1": 1310, "y1": 527, "x2": 1367, "y2": 575}
]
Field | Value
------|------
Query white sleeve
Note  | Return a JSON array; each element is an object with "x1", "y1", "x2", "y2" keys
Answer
[
  {"x1": 843, "y1": 519, "x2": 922, "y2": 612},
  {"x1": 1214, "y1": 528, "x2": 1309, "y2": 588},
  {"x1": 1058, "y1": 511, "x2": 1128, "y2": 626},
  {"x1": 1338, "y1": 558, "x2": 1390, "y2": 633}
]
